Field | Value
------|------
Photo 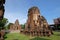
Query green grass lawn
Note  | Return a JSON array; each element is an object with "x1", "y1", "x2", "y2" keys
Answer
[{"x1": 5, "y1": 31, "x2": 60, "y2": 40}]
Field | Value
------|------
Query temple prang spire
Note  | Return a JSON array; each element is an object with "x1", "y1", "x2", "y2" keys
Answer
[{"x1": 23, "y1": 6, "x2": 53, "y2": 36}]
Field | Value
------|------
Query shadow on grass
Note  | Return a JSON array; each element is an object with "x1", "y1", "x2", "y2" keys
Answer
[
  {"x1": 4, "y1": 32, "x2": 9, "y2": 40},
  {"x1": 13, "y1": 39, "x2": 19, "y2": 40},
  {"x1": 4, "y1": 34, "x2": 7, "y2": 40},
  {"x1": 55, "y1": 34, "x2": 60, "y2": 36},
  {"x1": 53, "y1": 31, "x2": 60, "y2": 36},
  {"x1": 30, "y1": 37, "x2": 50, "y2": 40}
]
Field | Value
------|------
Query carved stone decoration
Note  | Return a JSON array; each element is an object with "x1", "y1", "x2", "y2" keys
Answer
[{"x1": 24, "y1": 7, "x2": 52, "y2": 36}]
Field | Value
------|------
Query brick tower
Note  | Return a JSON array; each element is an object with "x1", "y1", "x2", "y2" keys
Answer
[
  {"x1": 9, "y1": 19, "x2": 21, "y2": 33},
  {"x1": 24, "y1": 7, "x2": 52, "y2": 36},
  {"x1": 14, "y1": 19, "x2": 21, "y2": 30}
]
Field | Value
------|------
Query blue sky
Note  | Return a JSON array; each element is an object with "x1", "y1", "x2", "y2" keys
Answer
[{"x1": 4, "y1": 0, "x2": 60, "y2": 24}]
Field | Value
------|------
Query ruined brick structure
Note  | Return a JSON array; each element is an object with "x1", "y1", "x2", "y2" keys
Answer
[
  {"x1": 10, "y1": 19, "x2": 21, "y2": 31},
  {"x1": 24, "y1": 7, "x2": 52, "y2": 36},
  {"x1": 54, "y1": 18, "x2": 60, "y2": 24},
  {"x1": 54, "y1": 17, "x2": 60, "y2": 30},
  {"x1": 0, "y1": 0, "x2": 5, "y2": 40}
]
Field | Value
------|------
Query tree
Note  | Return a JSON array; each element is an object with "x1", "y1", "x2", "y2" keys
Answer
[
  {"x1": 7, "y1": 23, "x2": 13, "y2": 29},
  {"x1": 0, "y1": 18, "x2": 8, "y2": 30},
  {"x1": 21, "y1": 24, "x2": 25, "y2": 29}
]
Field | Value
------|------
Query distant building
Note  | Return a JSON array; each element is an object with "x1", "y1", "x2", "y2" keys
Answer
[
  {"x1": 54, "y1": 17, "x2": 60, "y2": 24},
  {"x1": 49, "y1": 17, "x2": 60, "y2": 30},
  {"x1": 54, "y1": 17, "x2": 60, "y2": 30},
  {"x1": 9, "y1": 19, "x2": 21, "y2": 33}
]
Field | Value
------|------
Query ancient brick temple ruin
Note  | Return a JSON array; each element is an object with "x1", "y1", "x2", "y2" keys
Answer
[
  {"x1": 54, "y1": 17, "x2": 60, "y2": 30},
  {"x1": 9, "y1": 19, "x2": 21, "y2": 33},
  {"x1": 0, "y1": 0, "x2": 5, "y2": 40},
  {"x1": 54, "y1": 18, "x2": 60, "y2": 25},
  {"x1": 23, "y1": 7, "x2": 52, "y2": 36}
]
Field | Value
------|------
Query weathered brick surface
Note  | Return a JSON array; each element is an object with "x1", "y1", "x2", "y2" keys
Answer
[
  {"x1": 24, "y1": 7, "x2": 52, "y2": 36},
  {"x1": 9, "y1": 19, "x2": 21, "y2": 31}
]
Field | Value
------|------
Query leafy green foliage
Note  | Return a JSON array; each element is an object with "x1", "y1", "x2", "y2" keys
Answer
[
  {"x1": 21, "y1": 24, "x2": 25, "y2": 29},
  {"x1": 0, "y1": 18, "x2": 8, "y2": 30},
  {"x1": 7, "y1": 23, "x2": 13, "y2": 29}
]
